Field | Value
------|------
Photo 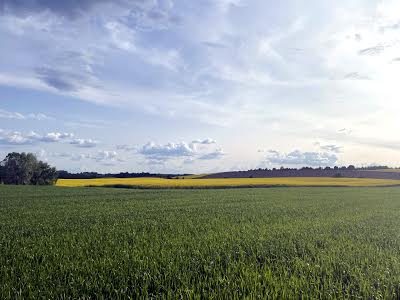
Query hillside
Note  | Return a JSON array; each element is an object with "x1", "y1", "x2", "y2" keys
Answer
[{"x1": 202, "y1": 169, "x2": 400, "y2": 180}]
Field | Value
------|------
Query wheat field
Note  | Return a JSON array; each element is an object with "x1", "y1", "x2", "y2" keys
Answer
[{"x1": 3, "y1": 185, "x2": 400, "y2": 298}]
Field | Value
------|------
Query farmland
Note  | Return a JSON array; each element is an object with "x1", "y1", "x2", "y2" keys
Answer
[
  {"x1": 56, "y1": 177, "x2": 400, "y2": 188},
  {"x1": 372, "y1": 169, "x2": 400, "y2": 173},
  {"x1": 2, "y1": 185, "x2": 400, "y2": 298}
]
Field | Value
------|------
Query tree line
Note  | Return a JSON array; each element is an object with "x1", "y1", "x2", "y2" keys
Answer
[
  {"x1": 0, "y1": 152, "x2": 58, "y2": 185},
  {"x1": 58, "y1": 171, "x2": 191, "y2": 179},
  {"x1": 245, "y1": 165, "x2": 390, "y2": 172}
]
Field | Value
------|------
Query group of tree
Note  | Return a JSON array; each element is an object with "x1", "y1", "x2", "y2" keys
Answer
[
  {"x1": 0, "y1": 152, "x2": 58, "y2": 185},
  {"x1": 247, "y1": 165, "x2": 370, "y2": 172},
  {"x1": 57, "y1": 170, "x2": 191, "y2": 179}
]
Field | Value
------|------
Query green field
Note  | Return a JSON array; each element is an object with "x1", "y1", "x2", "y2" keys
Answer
[{"x1": 2, "y1": 185, "x2": 400, "y2": 298}]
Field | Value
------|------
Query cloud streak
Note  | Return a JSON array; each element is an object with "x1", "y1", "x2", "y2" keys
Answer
[{"x1": 0, "y1": 108, "x2": 52, "y2": 120}]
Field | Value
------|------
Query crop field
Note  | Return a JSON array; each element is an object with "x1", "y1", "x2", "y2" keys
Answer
[
  {"x1": 56, "y1": 176, "x2": 400, "y2": 188},
  {"x1": 2, "y1": 185, "x2": 400, "y2": 298}
]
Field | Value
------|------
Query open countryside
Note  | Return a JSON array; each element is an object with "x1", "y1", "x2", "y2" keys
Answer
[
  {"x1": 3, "y1": 0, "x2": 400, "y2": 298},
  {"x1": 2, "y1": 154, "x2": 400, "y2": 297}
]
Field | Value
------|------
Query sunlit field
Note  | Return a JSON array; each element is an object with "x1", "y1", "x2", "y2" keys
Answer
[
  {"x1": 371, "y1": 169, "x2": 400, "y2": 173},
  {"x1": 2, "y1": 185, "x2": 400, "y2": 298},
  {"x1": 56, "y1": 177, "x2": 400, "y2": 188}
]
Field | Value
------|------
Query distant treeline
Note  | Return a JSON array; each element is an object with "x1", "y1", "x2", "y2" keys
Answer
[
  {"x1": 57, "y1": 171, "x2": 191, "y2": 179},
  {"x1": 203, "y1": 165, "x2": 400, "y2": 180},
  {"x1": 243, "y1": 165, "x2": 389, "y2": 172}
]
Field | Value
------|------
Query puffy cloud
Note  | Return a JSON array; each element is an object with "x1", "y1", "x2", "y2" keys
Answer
[
  {"x1": 265, "y1": 150, "x2": 337, "y2": 167},
  {"x1": 70, "y1": 138, "x2": 98, "y2": 148},
  {"x1": 0, "y1": 129, "x2": 73, "y2": 145},
  {"x1": 0, "y1": 129, "x2": 35, "y2": 145},
  {"x1": 94, "y1": 150, "x2": 117, "y2": 162},
  {"x1": 40, "y1": 132, "x2": 74, "y2": 142},
  {"x1": 139, "y1": 139, "x2": 224, "y2": 162},
  {"x1": 0, "y1": 129, "x2": 98, "y2": 148},
  {"x1": 139, "y1": 142, "x2": 195, "y2": 160}
]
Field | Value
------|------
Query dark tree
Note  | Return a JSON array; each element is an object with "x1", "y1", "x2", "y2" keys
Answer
[
  {"x1": 0, "y1": 152, "x2": 57, "y2": 185},
  {"x1": 31, "y1": 161, "x2": 58, "y2": 185}
]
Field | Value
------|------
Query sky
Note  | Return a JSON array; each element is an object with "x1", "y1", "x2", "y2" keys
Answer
[{"x1": 1, "y1": 0, "x2": 400, "y2": 173}]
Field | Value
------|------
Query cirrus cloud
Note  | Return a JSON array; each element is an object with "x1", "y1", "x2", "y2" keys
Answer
[{"x1": 0, "y1": 108, "x2": 53, "y2": 121}]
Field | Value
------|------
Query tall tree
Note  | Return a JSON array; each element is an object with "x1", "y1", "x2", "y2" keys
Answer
[
  {"x1": 0, "y1": 152, "x2": 57, "y2": 185},
  {"x1": 31, "y1": 161, "x2": 58, "y2": 185}
]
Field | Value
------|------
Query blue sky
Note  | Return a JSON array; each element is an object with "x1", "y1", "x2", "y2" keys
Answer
[{"x1": 1, "y1": 0, "x2": 400, "y2": 173}]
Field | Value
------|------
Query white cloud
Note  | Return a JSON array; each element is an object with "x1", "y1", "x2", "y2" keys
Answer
[
  {"x1": 3, "y1": 1, "x2": 400, "y2": 170},
  {"x1": 0, "y1": 129, "x2": 74, "y2": 145},
  {"x1": 0, "y1": 129, "x2": 98, "y2": 149},
  {"x1": 52, "y1": 149, "x2": 124, "y2": 167},
  {"x1": 198, "y1": 148, "x2": 225, "y2": 160},
  {"x1": 105, "y1": 21, "x2": 136, "y2": 51},
  {"x1": 70, "y1": 138, "x2": 98, "y2": 148},
  {"x1": 265, "y1": 149, "x2": 338, "y2": 167},
  {"x1": 0, "y1": 108, "x2": 52, "y2": 120},
  {"x1": 0, "y1": 108, "x2": 25, "y2": 119},
  {"x1": 0, "y1": 129, "x2": 35, "y2": 145},
  {"x1": 40, "y1": 132, "x2": 74, "y2": 142},
  {"x1": 139, "y1": 139, "x2": 225, "y2": 162},
  {"x1": 28, "y1": 113, "x2": 53, "y2": 120},
  {"x1": 192, "y1": 138, "x2": 216, "y2": 145},
  {"x1": 95, "y1": 150, "x2": 117, "y2": 161},
  {"x1": 139, "y1": 141, "x2": 195, "y2": 160},
  {"x1": 116, "y1": 144, "x2": 137, "y2": 151},
  {"x1": 319, "y1": 144, "x2": 343, "y2": 153},
  {"x1": 0, "y1": 11, "x2": 60, "y2": 35}
]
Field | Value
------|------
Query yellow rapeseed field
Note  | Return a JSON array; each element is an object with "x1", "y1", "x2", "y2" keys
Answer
[{"x1": 56, "y1": 177, "x2": 400, "y2": 188}]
